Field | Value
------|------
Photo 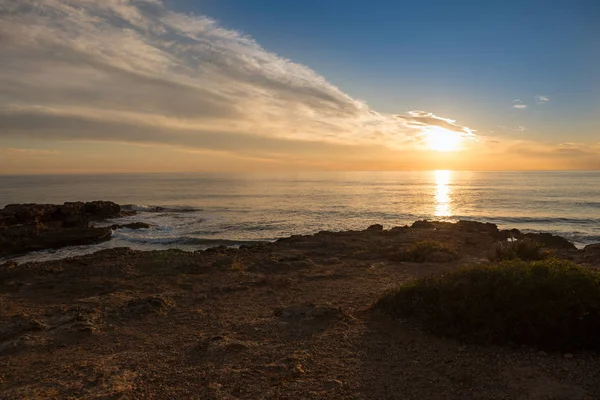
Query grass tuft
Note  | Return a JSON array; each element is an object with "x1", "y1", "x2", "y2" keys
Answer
[
  {"x1": 394, "y1": 240, "x2": 457, "y2": 262},
  {"x1": 375, "y1": 259, "x2": 600, "y2": 351},
  {"x1": 492, "y1": 238, "x2": 549, "y2": 261}
]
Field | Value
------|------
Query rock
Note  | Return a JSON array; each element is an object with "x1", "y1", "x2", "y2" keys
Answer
[
  {"x1": 111, "y1": 222, "x2": 151, "y2": 230},
  {"x1": 581, "y1": 243, "x2": 600, "y2": 266},
  {"x1": 0, "y1": 226, "x2": 112, "y2": 256},
  {"x1": 0, "y1": 201, "x2": 120, "y2": 257},
  {"x1": 367, "y1": 224, "x2": 384, "y2": 231},
  {"x1": 83, "y1": 201, "x2": 121, "y2": 220},
  {"x1": 564, "y1": 353, "x2": 574, "y2": 359},
  {"x1": 55, "y1": 202, "x2": 88, "y2": 227},
  {"x1": 498, "y1": 228, "x2": 522, "y2": 240},
  {"x1": 323, "y1": 379, "x2": 343, "y2": 390},
  {"x1": 523, "y1": 232, "x2": 577, "y2": 250},
  {"x1": 0, "y1": 315, "x2": 47, "y2": 342},
  {"x1": 125, "y1": 296, "x2": 174, "y2": 315},
  {"x1": 411, "y1": 220, "x2": 434, "y2": 229},
  {"x1": 0, "y1": 334, "x2": 37, "y2": 355},
  {"x1": 456, "y1": 220, "x2": 499, "y2": 234}
]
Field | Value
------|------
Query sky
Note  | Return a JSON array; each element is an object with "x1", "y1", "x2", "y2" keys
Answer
[{"x1": 0, "y1": 0, "x2": 599, "y2": 174}]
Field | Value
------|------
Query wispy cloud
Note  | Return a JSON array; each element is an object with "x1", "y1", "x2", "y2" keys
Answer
[
  {"x1": 511, "y1": 99, "x2": 527, "y2": 109},
  {"x1": 535, "y1": 95, "x2": 550, "y2": 104},
  {"x1": 0, "y1": 147, "x2": 58, "y2": 156},
  {"x1": 0, "y1": 0, "x2": 475, "y2": 157}
]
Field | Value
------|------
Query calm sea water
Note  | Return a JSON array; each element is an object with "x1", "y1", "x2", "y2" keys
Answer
[{"x1": 1, "y1": 171, "x2": 599, "y2": 262}]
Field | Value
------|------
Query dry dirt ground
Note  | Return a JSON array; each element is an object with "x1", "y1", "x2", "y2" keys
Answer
[{"x1": 1, "y1": 222, "x2": 599, "y2": 399}]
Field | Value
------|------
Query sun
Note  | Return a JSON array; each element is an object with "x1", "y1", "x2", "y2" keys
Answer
[{"x1": 423, "y1": 127, "x2": 463, "y2": 152}]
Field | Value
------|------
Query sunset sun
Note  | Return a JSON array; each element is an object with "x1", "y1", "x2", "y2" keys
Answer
[{"x1": 424, "y1": 127, "x2": 463, "y2": 152}]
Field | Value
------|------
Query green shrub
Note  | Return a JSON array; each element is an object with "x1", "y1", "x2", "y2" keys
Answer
[
  {"x1": 395, "y1": 240, "x2": 457, "y2": 262},
  {"x1": 492, "y1": 238, "x2": 548, "y2": 261},
  {"x1": 375, "y1": 259, "x2": 600, "y2": 351}
]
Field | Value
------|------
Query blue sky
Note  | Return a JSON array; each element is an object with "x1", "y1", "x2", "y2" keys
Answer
[
  {"x1": 172, "y1": 0, "x2": 600, "y2": 140},
  {"x1": 0, "y1": 0, "x2": 598, "y2": 173}
]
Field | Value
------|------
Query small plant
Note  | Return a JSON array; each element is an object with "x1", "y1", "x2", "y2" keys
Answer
[
  {"x1": 375, "y1": 259, "x2": 600, "y2": 351},
  {"x1": 230, "y1": 258, "x2": 246, "y2": 272},
  {"x1": 395, "y1": 240, "x2": 457, "y2": 262},
  {"x1": 492, "y1": 238, "x2": 548, "y2": 261}
]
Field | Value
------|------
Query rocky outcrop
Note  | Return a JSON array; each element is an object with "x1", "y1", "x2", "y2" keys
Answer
[
  {"x1": 0, "y1": 201, "x2": 120, "y2": 257},
  {"x1": 581, "y1": 243, "x2": 600, "y2": 267},
  {"x1": 522, "y1": 232, "x2": 578, "y2": 250}
]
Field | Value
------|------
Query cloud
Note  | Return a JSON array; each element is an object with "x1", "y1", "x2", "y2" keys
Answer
[
  {"x1": 400, "y1": 111, "x2": 476, "y2": 136},
  {"x1": 511, "y1": 99, "x2": 527, "y2": 109},
  {"x1": 0, "y1": 147, "x2": 58, "y2": 156},
  {"x1": 535, "y1": 95, "x2": 550, "y2": 104},
  {"x1": 0, "y1": 0, "x2": 475, "y2": 157}
]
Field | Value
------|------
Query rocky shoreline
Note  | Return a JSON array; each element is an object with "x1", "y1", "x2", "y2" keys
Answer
[{"x1": 1, "y1": 205, "x2": 600, "y2": 399}]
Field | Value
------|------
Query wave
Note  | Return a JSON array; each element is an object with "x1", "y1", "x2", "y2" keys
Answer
[
  {"x1": 111, "y1": 230, "x2": 264, "y2": 247},
  {"x1": 453, "y1": 216, "x2": 600, "y2": 225},
  {"x1": 121, "y1": 204, "x2": 202, "y2": 213}
]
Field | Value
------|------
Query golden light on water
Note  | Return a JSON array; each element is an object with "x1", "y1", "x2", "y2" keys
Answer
[
  {"x1": 424, "y1": 127, "x2": 463, "y2": 152},
  {"x1": 434, "y1": 169, "x2": 452, "y2": 217}
]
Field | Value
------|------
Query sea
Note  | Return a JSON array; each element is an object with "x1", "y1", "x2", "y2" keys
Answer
[{"x1": 1, "y1": 171, "x2": 599, "y2": 263}]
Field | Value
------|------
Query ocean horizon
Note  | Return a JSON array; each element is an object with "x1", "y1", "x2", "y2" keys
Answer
[{"x1": 2, "y1": 170, "x2": 599, "y2": 263}]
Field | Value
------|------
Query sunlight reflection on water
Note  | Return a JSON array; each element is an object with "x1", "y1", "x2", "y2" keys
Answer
[{"x1": 434, "y1": 170, "x2": 452, "y2": 217}]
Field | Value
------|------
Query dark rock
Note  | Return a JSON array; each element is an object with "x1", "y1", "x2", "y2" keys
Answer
[
  {"x1": 54, "y1": 202, "x2": 87, "y2": 227},
  {"x1": 84, "y1": 201, "x2": 121, "y2": 220},
  {"x1": 456, "y1": 220, "x2": 499, "y2": 234},
  {"x1": 111, "y1": 222, "x2": 151, "y2": 230},
  {"x1": 0, "y1": 201, "x2": 120, "y2": 257},
  {"x1": 1, "y1": 227, "x2": 112, "y2": 256},
  {"x1": 411, "y1": 220, "x2": 434, "y2": 229},
  {"x1": 125, "y1": 296, "x2": 174, "y2": 315},
  {"x1": 367, "y1": 224, "x2": 384, "y2": 231},
  {"x1": 0, "y1": 203, "x2": 59, "y2": 226},
  {"x1": 498, "y1": 228, "x2": 522, "y2": 240},
  {"x1": 523, "y1": 232, "x2": 577, "y2": 250},
  {"x1": 0, "y1": 315, "x2": 46, "y2": 342},
  {"x1": 581, "y1": 243, "x2": 600, "y2": 266},
  {"x1": 389, "y1": 226, "x2": 409, "y2": 233}
]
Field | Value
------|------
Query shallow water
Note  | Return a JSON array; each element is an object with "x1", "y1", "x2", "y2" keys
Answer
[{"x1": 1, "y1": 170, "x2": 599, "y2": 262}]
